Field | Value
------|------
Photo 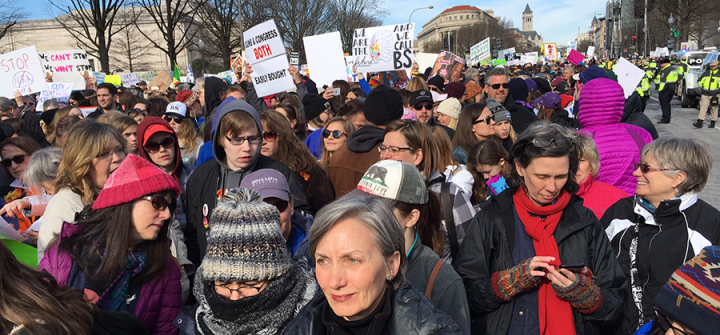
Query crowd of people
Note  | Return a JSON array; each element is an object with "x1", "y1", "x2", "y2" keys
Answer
[{"x1": 0, "y1": 54, "x2": 719, "y2": 335}]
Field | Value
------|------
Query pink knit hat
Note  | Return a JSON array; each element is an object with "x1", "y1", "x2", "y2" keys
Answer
[{"x1": 93, "y1": 154, "x2": 182, "y2": 210}]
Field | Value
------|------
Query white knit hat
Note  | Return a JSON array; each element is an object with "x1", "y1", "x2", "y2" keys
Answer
[{"x1": 437, "y1": 97, "x2": 461, "y2": 120}]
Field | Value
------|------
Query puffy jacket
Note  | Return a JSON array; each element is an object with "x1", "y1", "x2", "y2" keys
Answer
[
  {"x1": 281, "y1": 283, "x2": 463, "y2": 335},
  {"x1": 39, "y1": 222, "x2": 182, "y2": 335},
  {"x1": 601, "y1": 193, "x2": 720, "y2": 335},
  {"x1": 578, "y1": 78, "x2": 653, "y2": 195},
  {"x1": 576, "y1": 175, "x2": 627, "y2": 220},
  {"x1": 455, "y1": 190, "x2": 627, "y2": 335},
  {"x1": 327, "y1": 126, "x2": 383, "y2": 198}
]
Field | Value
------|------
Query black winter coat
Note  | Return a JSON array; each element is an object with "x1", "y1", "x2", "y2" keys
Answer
[{"x1": 455, "y1": 190, "x2": 627, "y2": 335}]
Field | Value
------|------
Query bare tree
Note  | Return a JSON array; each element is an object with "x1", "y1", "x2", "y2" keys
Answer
[
  {"x1": 0, "y1": 0, "x2": 27, "y2": 42},
  {"x1": 329, "y1": 0, "x2": 386, "y2": 54},
  {"x1": 49, "y1": 0, "x2": 130, "y2": 72},
  {"x1": 135, "y1": 0, "x2": 206, "y2": 67},
  {"x1": 198, "y1": 0, "x2": 267, "y2": 69},
  {"x1": 577, "y1": 39, "x2": 593, "y2": 53},
  {"x1": 422, "y1": 39, "x2": 444, "y2": 53},
  {"x1": 111, "y1": 10, "x2": 153, "y2": 72},
  {"x1": 272, "y1": 0, "x2": 333, "y2": 61},
  {"x1": 649, "y1": 0, "x2": 720, "y2": 49}
]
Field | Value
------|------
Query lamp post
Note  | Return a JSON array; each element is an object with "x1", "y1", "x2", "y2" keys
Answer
[
  {"x1": 409, "y1": 6, "x2": 433, "y2": 23},
  {"x1": 198, "y1": 39, "x2": 207, "y2": 75},
  {"x1": 668, "y1": 14, "x2": 675, "y2": 51}
]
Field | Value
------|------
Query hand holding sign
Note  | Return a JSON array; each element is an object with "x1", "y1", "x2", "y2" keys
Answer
[{"x1": 0, "y1": 46, "x2": 47, "y2": 97}]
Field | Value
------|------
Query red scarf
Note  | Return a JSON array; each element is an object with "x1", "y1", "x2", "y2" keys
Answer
[{"x1": 513, "y1": 186, "x2": 575, "y2": 335}]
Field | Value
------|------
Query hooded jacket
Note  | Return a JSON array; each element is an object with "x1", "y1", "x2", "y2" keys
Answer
[
  {"x1": 203, "y1": 77, "x2": 229, "y2": 122},
  {"x1": 502, "y1": 94, "x2": 538, "y2": 134},
  {"x1": 622, "y1": 92, "x2": 658, "y2": 140},
  {"x1": 327, "y1": 126, "x2": 383, "y2": 198},
  {"x1": 601, "y1": 194, "x2": 720, "y2": 334},
  {"x1": 184, "y1": 99, "x2": 309, "y2": 266},
  {"x1": 578, "y1": 79, "x2": 653, "y2": 196}
]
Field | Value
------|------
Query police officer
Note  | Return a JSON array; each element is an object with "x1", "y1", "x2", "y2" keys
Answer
[
  {"x1": 694, "y1": 60, "x2": 720, "y2": 128},
  {"x1": 656, "y1": 57, "x2": 679, "y2": 124}
]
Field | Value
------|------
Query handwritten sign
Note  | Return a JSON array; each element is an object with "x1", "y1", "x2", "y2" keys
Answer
[
  {"x1": 353, "y1": 23, "x2": 415, "y2": 73},
  {"x1": 37, "y1": 49, "x2": 91, "y2": 89},
  {"x1": 135, "y1": 71, "x2": 156, "y2": 82},
  {"x1": 469, "y1": 38, "x2": 490, "y2": 66},
  {"x1": 586, "y1": 46, "x2": 596, "y2": 58},
  {"x1": 231, "y1": 55, "x2": 243, "y2": 73},
  {"x1": 0, "y1": 46, "x2": 47, "y2": 97},
  {"x1": 120, "y1": 73, "x2": 139, "y2": 86},
  {"x1": 243, "y1": 20, "x2": 285, "y2": 65},
  {"x1": 543, "y1": 43, "x2": 558, "y2": 61},
  {"x1": 304, "y1": 32, "x2": 347, "y2": 88},
  {"x1": 250, "y1": 55, "x2": 294, "y2": 97},
  {"x1": 148, "y1": 71, "x2": 172, "y2": 90},
  {"x1": 93, "y1": 72, "x2": 106, "y2": 84},
  {"x1": 36, "y1": 82, "x2": 73, "y2": 111}
]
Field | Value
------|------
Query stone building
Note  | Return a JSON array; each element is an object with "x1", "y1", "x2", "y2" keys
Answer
[
  {"x1": 519, "y1": 4, "x2": 543, "y2": 48},
  {"x1": 417, "y1": 5, "x2": 500, "y2": 52}
]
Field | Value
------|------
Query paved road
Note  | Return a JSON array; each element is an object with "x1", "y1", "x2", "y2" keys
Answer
[{"x1": 643, "y1": 89, "x2": 720, "y2": 208}]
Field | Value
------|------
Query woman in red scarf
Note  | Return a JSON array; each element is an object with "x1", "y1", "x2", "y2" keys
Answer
[{"x1": 455, "y1": 122, "x2": 626, "y2": 335}]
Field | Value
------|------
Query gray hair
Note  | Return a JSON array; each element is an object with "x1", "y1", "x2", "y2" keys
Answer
[
  {"x1": 576, "y1": 132, "x2": 600, "y2": 177},
  {"x1": 23, "y1": 147, "x2": 62, "y2": 188},
  {"x1": 485, "y1": 67, "x2": 510, "y2": 85},
  {"x1": 563, "y1": 67, "x2": 575, "y2": 75},
  {"x1": 642, "y1": 137, "x2": 712, "y2": 193},
  {"x1": 193, "y1": 77, "x2": 206, "y2": 92},
  {"x1": 465, "y1": 67, "x2": 479, "y2": 80},
  {"x1": 309, "y1": 193, "x2": 407, "y2": 289},
  {"x1": 0, "y1": 97, "x2": 17, "y2": 114},
  {"x1": 43, "y1": 99, "x2": 60, "y2": 111}
]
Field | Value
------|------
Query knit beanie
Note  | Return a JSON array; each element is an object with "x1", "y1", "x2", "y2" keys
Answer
[
  {"x1": 509, "y1": 78, "x2": 529, "y2": 101},
  {"x1": 176, "y1": 90, "x2": 199, "y2": 108},
  {"x1": 202, "y1": 188, "x2": 291, "y2": 282},
  {"x1": 578, "y1": 78, "x2": 624, "y2": 127},
  {"x1": 363, "y1": 84, "x2": 403, "y2": 126},
  {"x1": 302, "y1": 94, "x2": 330, "y2": 121},
  {"x1": 533, "y1": 78, "x2": 552, "y2": 94},
  {"x1": 427, "y1": 76, "x2": 446, "y2": 91},
  {"x1": 92, "y1": 154, "x2": 182, "y2": 210},
  {"x1": 655, "y1": 246, "x2": 720, "y2": 335},
  {"x1": 444, "y1": 82, "x2": 466, "y2": 99},
  {"x1": 465, "y1": 81, "x2": 483, "y2": 99},
  {"x1": 551, "y1": 77, "x2": 565, "y2": 87},
  {"x1": 437, "y1": 98, "x2": 461, "y2": 120}
]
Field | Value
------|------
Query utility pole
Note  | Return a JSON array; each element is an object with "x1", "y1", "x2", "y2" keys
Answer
[{"x1": 644, "y1": 0, "x2": 648, "y2": 56}]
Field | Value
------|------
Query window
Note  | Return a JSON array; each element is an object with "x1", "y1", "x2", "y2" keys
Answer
[
  {"x1": 466, "y1": 15, "x2": 469, "y2": 19},
  {"x1": 454, "y1": 16, "x2": 457, "y2": 19}
]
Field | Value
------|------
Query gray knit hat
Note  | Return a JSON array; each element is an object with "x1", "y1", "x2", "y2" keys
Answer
[{"x1": 202, "y1": 188, "x2": 291, "y2": 282}]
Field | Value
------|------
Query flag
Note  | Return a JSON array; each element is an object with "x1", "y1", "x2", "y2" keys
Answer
[
  {"x1": 172, "y1": 62, "x2": 181, "y2": 88},
  {"x1": 186, "y1": 64, "x2": 194, "y2": 83}
]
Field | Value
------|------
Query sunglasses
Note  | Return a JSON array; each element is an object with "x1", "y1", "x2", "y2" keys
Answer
[
  {"x1": 144, "y1": 136, "x2": 175, "y2": 153},
  {"x1": 1, "y1": 154, "x2": 27, "y2": 168},
  {"x1": 322, "y1": 129, "x2": 346, "y2": 139},
  {"x1": 142, "y1": 194, "x2": 172, "y2": 212},
  {"x1": 413, "y1": 103, "x2": 434, "y2": 111},
  {"x1": 472, "y1": 115, "x2": 495, "y2": 125},
  {"x1": 163, "y1": 115, "x2": 184, "y2": 124},
  {"x1": 263, "y1": 131, "x2": 278, "y2": 142},
  {"x1": 531, "y1": 137, "x2": 574, "y2": 149},
  {"x1": 265, "y1": 198, "x2": 289, "y2": 212},
  {"x1": 490, "y1": 83, "x2": 510, "y2": 90},
  {"x1": 634, "y1": 162, "x2": 672, "y2": 174},
  {"x1": 654, "y1": 308, "x2": 693, "y2": 335}
]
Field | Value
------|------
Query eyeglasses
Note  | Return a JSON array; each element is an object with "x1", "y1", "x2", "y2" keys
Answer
[
  {"x1": 96, "y1": 146, "x2": 128, "y2": 160},
  {"x1": 142, "y1": 194, "x2": 172, "y2": 212},
  {"x1": 144, "y1": 136, "x2": 175, "y2": 153},
  {"x1": 212, "y1": 282, "x2": 266, "y2": 296},
  {"x1": 413, "y1": 103, "x2": 434, "y2": 111},
  {"x1": 472, "y1": 115, "x2": 495, "y2": 124},
  {"x1": 262, "y1": 131, "x2": 278, "y2": 142},
  {"x1": 163, "y1": 115, "x2": 184, "y2": 124},
  {"x1": 530, "y1": 137, "x2": 574, "y2": 149},
  {"x1": 322, "y1": 129, "x2": 346, "y2": 139},
  {"x1": 1, "y1": 154, "x2": 28, "y2": 168},
  {"x1": 378, "y1": 144, "x2": 415, "y2": 155},
  {"x1": 654, "y1": 308, "x2": 694, "y2": 335},
  {"x1": 490, "y1": 83, "x2": 510, "y2": 90},
  {"x1": 634, "y1": 162, "x2": 673, "y2": 174},
  {"x1": 225, "y1": 135, "x2": 262, "y2": 146}
]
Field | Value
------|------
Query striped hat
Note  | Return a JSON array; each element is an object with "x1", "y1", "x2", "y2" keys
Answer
[
  {"x1": 655, "y1": 246, "x2": 720, "y2": 335},
  {"x1": 201, "y1": 188, "x2": 291, "y2": 282}
]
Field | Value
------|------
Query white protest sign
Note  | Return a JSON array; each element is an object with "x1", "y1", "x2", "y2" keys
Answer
[
  {"x1": 0, "y1": 217, "x2": 25, "y2": 242},
  {"x1": 0, "y1": 46, "x2": 47, "y2": 97},
  {"x1": 94, "y1": 72, "x2": 106, "y2": 84},
  {"x1": 216, "y1": 70, "x2": 238, "y2": 85},
  {"x1": 649, "y1": 51, "x2": 656, "y2": 58},
  {"x1": 243, "y1": 20, "x2": 285, "y2": 65},
  {"x1": 586, "y1": 46, "x2": 596, "y2": 58},
  {"x1": 135, "y1": 71, "x2": 156, "y2": 82},
  {"x1": 304, "y1": 32, "x2": 347, "y2": 88},
  {"x1": 37, "y1": 49, "x2": 92, "y2": 89},
  {"x1": 353, "y1": 23, "x2": 414, "y2": 73},
  {"x1": 470, "y1": 38, "x2": 490, "y2": 66},
  {"x1": 120, "y1": 73, "x2": 139, "y2": 87},
  {"x1": 249, "y1": 55, "x2": 294, "y2": 97},
  {"x1": 499, "y1": 47, "x2": 516, "y2": 60},
  {"x1": 613, "y1": 58, "x2": 646, "y2": 98},
  {"x1": 36, "y1": 82, "x2": 73, "y2": 111}
]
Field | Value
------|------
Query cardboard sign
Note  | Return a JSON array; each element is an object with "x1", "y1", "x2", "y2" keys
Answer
[
  {"x1": 567, "y1": 49, "x2": 586, "y2": 65},
  {"x1": 428, "y1": 51, "x2": 466, "y2": 84},
  {"x1": 36, "y1": 82, "x2": 73, "y2": 111},
  {"x1": 243, "y1": 20, "x2": 285, "y2": 65},
  {"x1": 304, "y1": 32, "x2": 347, "y2": 88},
  {"x1": 543, "y1": 43, "x2": 558, "y2": 61},
  {"x1": 0, "y1": 46, "x2": 47, "y2": 97},
  {"x1": 614, "y1": 57, "x2": 646, "y2": 98},
  {"x1": 586, "y1": 46, "x2": 596, "y2": 58},
  {"x1": 353, "y1": 23, "x2": 414, "y2": 73},
  {"x1": 37, "y1": 49, "x2": 92, "y2": 89},
  {"x1": 470, "y1": 38, "x2": 491, "y2": 66},
  {"x1": 148, "y1": 70, "x2": 173, "y2": 90},
  {"x1": 120, "y1": 73, "x2": 139, "y2": 86},
  {"x1": 249, "y1": 55, "x2": 295, "y2": 97}
]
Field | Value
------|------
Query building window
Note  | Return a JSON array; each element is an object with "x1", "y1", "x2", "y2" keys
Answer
[{"x1": 454, "y1": 16, "x2": 457, "y2": 19}]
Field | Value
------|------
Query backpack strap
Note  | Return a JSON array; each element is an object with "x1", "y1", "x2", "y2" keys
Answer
[
  {"x1": 441, "y1": 182, "x2": 459, "y2": 260},
  {"x1": 425, "y1": 259, "x2": 445, "y2": 299}
]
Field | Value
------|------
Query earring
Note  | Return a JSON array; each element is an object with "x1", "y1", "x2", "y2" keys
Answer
[{"x1": 386, "y1": 274, "x2": 393, "y2": 281}]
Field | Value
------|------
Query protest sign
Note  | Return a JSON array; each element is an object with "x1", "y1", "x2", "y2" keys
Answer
[
  {"x1": 543, "y1": 43, "x2": 558, "y2": 61},
  {"x1": 499, "y1": 47, "x2": 516, "y2": 61},
  {"x1": 470, "y1": 38, "x2": 491, "y2": 66},
  {"x1": 414, "y1": 52, "x2": 439, "y2": 74},
  {"x1": 93, "y1": 72, "x2": 106, "y2": 84},
  {"x1": 120, "y1": 73, "x2": 139, "y2": 87},
  {"x1": 249, "y1": 55, "x2": 295, "y2": 97},
  {"x1": 353, "y1": 23, "x2": 414, "y2": 73},
  {"x1": 104, "y1": 75, "x2": 122, "y2": 87},
  {"x1": 148, "y1": 71, "x2": 172, "y2": 90},
  {"x1": 135, "y1": 71, "x2": 155, "y2": 82},
  {"x1": 2, "y1": 238, "x2": 37, "y2": 269},
  {"x1": 215, "y1": 70, "x2": 238, "y2": 85},
  {"x1": 649, "y1": 51, "x2": 656, "y2": 58},
  {"x1": 586, "y1": 46, "x2": 595, "y2": 58},
  {"x1": 243, "y1": 20, "x2": 285, "y2": 65},
  {"x1": 304, "y1": 32, "x2": 347, "y2": 88},
  {"x1": 231, "y1": 55, "x2": 243, "y2": 73},
  {"x1": 36, "y1": 82, "x2": 73, "y2": 111},
  {"x1": 37, "y1": 49, "x2": 92, "y2": 89},
  {"x1": 613, "y1": 57, "x2": 646, "y2": 98},
  {"x1": 0, "y1": 46, "x2": 47, "y2": 97},
  {"x1": 428, "y1": 51, "x2": 466, "y2": 84},
  {"x1": 567, "y1": 49, "x2": 586, "y2": 65}
]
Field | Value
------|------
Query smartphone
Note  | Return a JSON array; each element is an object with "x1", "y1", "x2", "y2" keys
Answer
[
  {"x1": 332, "y1": 88, "x2": 341, "y2": 96},
  {"x1": 559, "y1": 263, "x2": 586, "y2": 272}
]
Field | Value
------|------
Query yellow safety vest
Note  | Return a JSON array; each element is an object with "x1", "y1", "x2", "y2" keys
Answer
[
  {"x1": 657, "y1": 65, "x2": 679, "y2": 92},
  {"x1": 699, "y1": 69, "x2": 720, "y2": 93}
]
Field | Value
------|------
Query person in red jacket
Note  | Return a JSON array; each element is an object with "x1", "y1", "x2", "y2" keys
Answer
[{"x1": 575, "y1": 133, "x2": 627, "y2": 219}]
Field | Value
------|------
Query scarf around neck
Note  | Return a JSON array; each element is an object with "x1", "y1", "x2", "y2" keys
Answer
[
  {"x1": 96, "y1": 250, "x2": 146, "y2": 311},
  {"x1": 513, "y1": 186, "x2": 575, "y2": 335}
]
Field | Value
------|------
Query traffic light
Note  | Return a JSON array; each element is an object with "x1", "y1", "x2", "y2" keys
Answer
[
  {"x1": 667, "y1": 39, "x2": 675, "y2": 50},
  {"x1": 632, "y1": 36, "x2": 637, "y2": 41},
  {"x1": 497, "y1": 37, "x2": 503, "y2": 50}
]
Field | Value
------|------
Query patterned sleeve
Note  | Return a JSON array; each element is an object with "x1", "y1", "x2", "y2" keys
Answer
[{"x1": 451, "y1": 183, "x2": 477, "y2": 248}]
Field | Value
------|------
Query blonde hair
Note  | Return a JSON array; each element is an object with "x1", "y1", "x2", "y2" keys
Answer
[
  {"x1": 406, "y1": 76, "x2": 429, "y2": 92},
  {"x1": 176, "y1": 118, "x2": 200, "y2": 153}
]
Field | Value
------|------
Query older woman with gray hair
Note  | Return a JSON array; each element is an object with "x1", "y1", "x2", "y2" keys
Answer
[
  {"x1": 283, "y1": 194, "x2": 463, "y2": 335},
  {"x1": 574, "y1": 134, "x2": 627, "y2": 219},
  {"x1": 602, "y1": 136, "x2": 720, "y2": 335}
]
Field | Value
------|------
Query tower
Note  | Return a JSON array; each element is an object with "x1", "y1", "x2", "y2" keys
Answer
[{"x1": 523, "y1": 4, "x2": 533, "y2": 32}]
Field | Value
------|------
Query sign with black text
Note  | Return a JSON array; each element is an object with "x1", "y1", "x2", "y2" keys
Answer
[
  {"x1": 37, "y1": 49, "x2": 92, "y2": 89},
  {"x1": 250, "y1": 56, "x2": 294, "y2": 97},
  {"x1": 353, "y1": 23, "x2": 414, "y2": 73},
  {"x1": 243, "y1": 20, "x2": 286, "y2": 65},
  {"x1": 0, "y1": 46, "x2": 47, "y2": 97}
]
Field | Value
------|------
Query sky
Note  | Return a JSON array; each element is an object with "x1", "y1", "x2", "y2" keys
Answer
[{"x1": 23, "y1": 0, "x2": 607, "y2": 47}]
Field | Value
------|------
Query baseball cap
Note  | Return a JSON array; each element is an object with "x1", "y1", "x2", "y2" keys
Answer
[
  {"x1": 555, "y1": 82, "x2": 570, "y2": 94},
  {"x1": 535, "y1": 92, "x2": 562, "y2": 108},
  {"x1": 409, "y1": 90, "x2": 434, "y2": 105},
  {"x1": 239, "y1": 169, "x2": 290, "y2": 202},
  {"x1": 355, "y1": 160, "x2": 428, "y2": 205},
  {"x1": 165, "y1": 101, "x2": 188, "y2": 117},
  {"x1": 710, "y1": 60, "x2": 719, "y2": 67},
  {"x1": 137, "y1": 81, "x2": 147, "y2": 86}
]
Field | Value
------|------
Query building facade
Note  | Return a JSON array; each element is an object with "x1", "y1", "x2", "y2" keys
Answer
[
  {"x1": 417, "y1": 5, "x2": 500, "y2": 52},
  {"x1": 520, "y1": 4, "x2": 543, "y2": 48}
]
